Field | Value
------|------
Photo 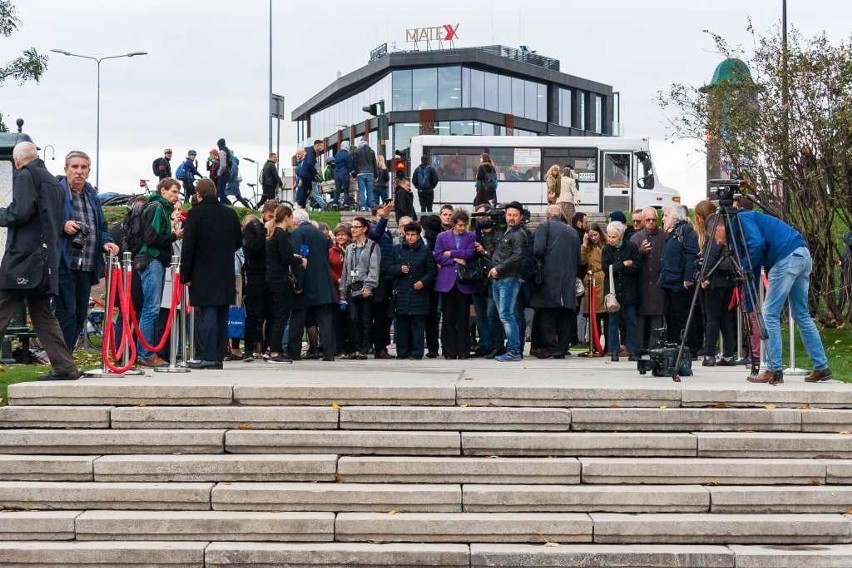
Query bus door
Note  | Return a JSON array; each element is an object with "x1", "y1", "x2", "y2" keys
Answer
[{"x1": 601, "y1": 151, "x2": 632, "y2": 214}]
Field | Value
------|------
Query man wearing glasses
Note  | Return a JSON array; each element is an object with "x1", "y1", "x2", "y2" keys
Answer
[{"x1": 630, "y1": 207, "x2": 667, "y2": 350}]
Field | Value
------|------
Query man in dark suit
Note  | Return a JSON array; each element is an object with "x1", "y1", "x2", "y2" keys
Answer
[
  {"x1": 180, "y1": 179, "x2": 242, "y2": 369},
  {"x1": 287, "y1": 208, "x2": 337, "y2": 360},
  {"x1": 0, "y1": 142, "x2": 78, "y2": 380}
]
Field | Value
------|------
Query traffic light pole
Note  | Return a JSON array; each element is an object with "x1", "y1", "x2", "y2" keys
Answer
[{"x1": 363, "y1": 99, "x2": 387, "y2": 159}]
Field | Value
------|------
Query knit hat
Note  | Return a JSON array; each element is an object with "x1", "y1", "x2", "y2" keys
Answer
[{"x1": 609, "y1": 210, "x2": 627, "y2": 224}]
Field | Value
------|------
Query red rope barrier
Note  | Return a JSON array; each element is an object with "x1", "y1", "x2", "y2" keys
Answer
[
  {"x1": 128, "y1": 269, "x2": 182, "y2": 354},
  {"x1": 101, "y1": 266, "x2": 136, "y2": 374},
  {"x1": 589, "y1": 277, "x2": 604, "y2": 355}
]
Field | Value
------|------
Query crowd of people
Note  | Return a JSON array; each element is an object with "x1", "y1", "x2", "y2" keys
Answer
[{"x1": 0, "y1": 141, "x2": 835, "y2": 384}]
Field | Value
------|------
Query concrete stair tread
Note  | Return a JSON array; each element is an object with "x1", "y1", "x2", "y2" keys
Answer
[
  {"x1": 111, "y1": 406, "x2": 338, "y2": 429},
  {"x1": 570, "y1": 407, "x2": 803, "y2": 431},
  {"x1": 0, "y1": 481, "x2": 212, "y2": 510},
  {"x1": 469, "y1": 543, "x2": 736, "y2": 567},
  {"x1": 0, "y1": 541, "x2": 206, "y2": 566},
  {"x1": 0, "y1": 429, "x2": 224, "y2": 454},
  {"x1": 205, "y1": 542, "x2": 470, "y2": 567},
  {"x1": 0, "y1": 455, "x2": 96, "y2": 481},
  {"x1": 0, "y1": 511, "x2": 80, "y2": 540},
  {"x1": 339, "y1": 406, "x2": 571, "y2": 431},
  {"x1": 462, "y1": 431, "x2": 697, "y2": 456},
  {"x1": 226, "y1": 429, "x2": 460, "y2": 455},
  {"x1": 0, "y1": 406, "x2": 110, "y2": 428}
]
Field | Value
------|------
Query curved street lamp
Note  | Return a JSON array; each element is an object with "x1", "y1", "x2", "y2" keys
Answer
[{"x1": 50, "y1": 49, "x2": 148, "y2": 189}]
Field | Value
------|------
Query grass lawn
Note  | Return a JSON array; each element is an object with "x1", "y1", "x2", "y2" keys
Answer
[{"x1": 0, "y1": 349, "x2": 104, "y2": 405}]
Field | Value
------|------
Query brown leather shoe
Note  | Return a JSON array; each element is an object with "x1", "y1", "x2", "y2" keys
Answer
[
  {"x1": 805, "y1": 368, "x2": 833, "y2": 383},
  {"x1": 747, "y1": 369, "x2": 784, "y2": 384}
]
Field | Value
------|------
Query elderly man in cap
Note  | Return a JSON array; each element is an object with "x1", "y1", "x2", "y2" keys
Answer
[
  {"x1": 178, "y1": 150, "x2": 202, "y2": 203},
  {"x1": 153, "y1": 148, "x2": 173, "y2": 180}
]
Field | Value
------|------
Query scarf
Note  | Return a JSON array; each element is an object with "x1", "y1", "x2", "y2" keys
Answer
[{"x1": 139, "y1": 194, "x2": 174, "y2": 259}]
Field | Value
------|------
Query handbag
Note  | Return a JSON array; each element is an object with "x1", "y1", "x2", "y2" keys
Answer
[
  {"x1": 227, "y1": 305, "x2": 246, "y2": 339},
  {"x1": 604, "y1": 264, "x2": 621, "y2": 313},
  {"x1": 0, "y1": 248, "x2": 48, "y2": 294},
  {"x1": 575, "y1": 277, "x2": 585, "y2": 297},
  {"x1": 457, "y1": 256, "x2": 486, "y2": 284}
]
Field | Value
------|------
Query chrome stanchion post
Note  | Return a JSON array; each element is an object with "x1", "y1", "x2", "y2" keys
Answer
[
  {"x1": 758, "y1": 270, "x2": 767, "y2": 374},
  {"x1": 179, "y1": 279, "x2": 188, "y2": 368},
  {"x1": 784, "y1": 302, "x2": 807, "y2": 376},
  {"x1": 122, "y1": 252, "x2": 144, "y2": 375},
  {"x1": 156, "y1": 255, "x2": 190, "y2": 373},
  {"x1": 84, "y1": 253, "x2": 125, "y2": 377},
  {"x1": 187, "y1": 285, "x2": 198, "y2": 364}
]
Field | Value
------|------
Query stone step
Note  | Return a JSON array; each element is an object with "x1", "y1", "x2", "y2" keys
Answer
[
  {"x1": 74, "y1": 511, "x2": 334, "y2": 541},
  {"x1": 205, "y1": 542, "x2": 469, "y2": 567},
  {"x1": 211, "y1": 482, "x2": 461, "y2": 512},
  {"x1": 824, "y1": 460, "x2": 852, "y2": 484},
  {"x1": 463, "y1": 485, "x2": 708, "y2": 513},
  {"x1": 589, "y1": 513, "x2": 851, "y2": 544},
  {"x1": 462, "y1": 432, "x2": 696, "y2": 457},
  {"x1": 226, "y1": 430, "x2": 459, "y2": 455},
  {"x1": 337, "y1": 456, "x2": 580, "y2": 484},
  {"x1": 0, "y1": 406, "x2": 110, "y2": 428},
  {"x1": 93, "y1": 454, "x2": 337, "y2": 482},
  {"x1": 339, "y1": 406, "x2": 571, "y2": 431},
  {"x1": 456, "y1": 381, "x2": 680, "y2": 408},
  {"x1": 0, "y1": 455, "x2": 95, "y2": 481},
  {"x1": 0, "y1": 429, "x2": 224, "y2": 454},
  {"x1": 233, "y1": 381, "x2": 456, "y2": 406},
  {"x1": 0, "y1": 541, "x2": 206, "y2": 566},
  {"x1": 709, "y1": 486, "x2": 852, "y2": 513},
  {"x1": 695, "y1": 432, "x2": 852, "y2": 458},
  {"x1": 579, "y1": 457, "x2": 826, "y2": 485},
  {"x1": 728, "y1": 544, "x2": 852, "y2": 568},
  {"x1": 335, "y1": 512, "x2": 592, "y2": 543},
  {"x1": 570, "y1": 407, "x2": 801, "y2": 432},
  {"x1": 802, "y1": 409, "x2": 852, "y2": 432},
  {"x1": 111, "y1": 406, "x2": 338, "y2": 429},
  {"x1": 469, "y1": 543, "x2": 735, "y2": 567},
  {"x1": 0, "y1": 481, "x2": 212, "y2": 510},
  {"x1": 0, "y1": 511, "x2": 79, "y2": 540},
  {"x1": 7, "y1": 381, "x2": 232, "y2": 406},
  {"x1": 680, "y1": 383, "x2": 852, "y2": 408}
]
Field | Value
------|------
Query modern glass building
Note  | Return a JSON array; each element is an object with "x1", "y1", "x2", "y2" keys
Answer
[{"x1": 291, "y1": 45, "x2": 615, "y2": 156}]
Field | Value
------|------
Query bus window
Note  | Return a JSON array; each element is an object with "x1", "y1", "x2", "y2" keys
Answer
[
  {"x1": 604, "y1": 153, "x2": 631, "y2": 188},
  {"x1": 636, "y1": 151, "x2": 655, "y2": 189},
  {"x1": 543, "y1": 148, "x2": 596, "y2": 182},
  {"x1": 489, "y1": 147, "x2": 541, "y2": 181},
  {"x1": 428, "y1": 147, "x2": 483, "y2": 181}
]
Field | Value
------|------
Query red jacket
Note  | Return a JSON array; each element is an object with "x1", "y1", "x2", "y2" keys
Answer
[{"x1": 328, "y1": 244, "x2": 345, "y2": 300}]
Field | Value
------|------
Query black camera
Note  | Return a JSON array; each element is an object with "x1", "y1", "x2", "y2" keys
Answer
[
  {"x1": 71, "y1": 222, "x2": 89, "y2": 250},
  {"x1": 635, "y1": 330, "x2": 693, "y2": 377},
  {"x1": 471, "y1": 204, "x2": 530, "y2": 232},
  {"x1": 708, "y1": 179, "x2": 743, "y2": 207}
]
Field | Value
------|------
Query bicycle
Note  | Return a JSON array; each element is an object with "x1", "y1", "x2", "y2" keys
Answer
[{"x1": 76, "y1": 297, "x2": 105, "y2": 350}]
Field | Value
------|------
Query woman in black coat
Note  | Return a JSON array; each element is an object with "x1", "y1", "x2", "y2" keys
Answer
[
  {"x1": 473, "y1": 153, "x2": 498, "y2": 207},
  {"x1": 265, "y1": 204, "x2": 306, "y2": 364},
  {"x1": 601, "y1": 220, "x2": 642, "y2": 360},
  {"x1": 179, "y1": 179, "x2": 242, "y2": 368},
  {"x1": 394, "y1": 177, "x2": 417, "y2": 223}
]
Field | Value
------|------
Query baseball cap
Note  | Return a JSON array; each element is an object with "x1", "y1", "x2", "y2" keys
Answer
[
  {"x1": 164, "y1": 148, "x2": 173, "y2": 154},
  {"x1": 188, "y1": 149, "x2": 197, "y2": 156}
]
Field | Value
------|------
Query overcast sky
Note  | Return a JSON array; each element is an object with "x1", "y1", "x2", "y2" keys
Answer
[{"x1": 4, "y1": 0, "x2": 849, "y2": 205}]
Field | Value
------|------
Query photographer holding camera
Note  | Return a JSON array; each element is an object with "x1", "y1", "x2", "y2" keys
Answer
[{"x1": 57, "y1": 151, "x2": 119, "y2": 351}]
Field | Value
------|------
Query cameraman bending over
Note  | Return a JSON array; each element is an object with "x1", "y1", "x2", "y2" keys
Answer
[
  {"x1": 738, "y1": 209, "x2": 832, "y2": 384},
  {"x1": 57, "y1": 151, "x2": 119, "y2": 351}
]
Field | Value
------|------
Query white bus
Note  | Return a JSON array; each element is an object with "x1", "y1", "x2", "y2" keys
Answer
[{"x1": 408, "y1": 135, "x2": 681, "y2": 213}]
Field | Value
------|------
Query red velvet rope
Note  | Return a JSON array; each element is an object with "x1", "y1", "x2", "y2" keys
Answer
[
  {"x1": 589, "y1": 278, "x2": 604, "y2": 354},
  {"x1": 128, "y1": 269, "x2": 182, "y2": 354},
  {"x1": 101, "y1": 266, "x2": 136, "y2": 374}
]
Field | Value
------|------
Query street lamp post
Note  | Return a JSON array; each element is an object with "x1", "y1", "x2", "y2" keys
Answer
[
  {"x1": 50, "y1": 49, "x2": 147, "y2": 189},
  {"x1": 242, "y1": 157, "x2": 260, "y2": 186}
]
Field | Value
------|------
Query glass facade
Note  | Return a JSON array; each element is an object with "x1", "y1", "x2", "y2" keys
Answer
[
  {"x1": 391, "y1": 121, "x2": 536, "y2": 154},
  {"x1": 559, "y1": 88, "x2": 572, "y2": 128},
  {"x1": 307, "y1": 74, "x2": 392, "y2": 146}
]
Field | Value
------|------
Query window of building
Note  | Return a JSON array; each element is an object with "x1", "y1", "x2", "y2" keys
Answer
[
  {"x1": 559, "y1": 88, "x2": 573, "y2": 127},
  {"x1": 578, "y1": 92, "x2": 586, "y2": 131},
  {"x1": 461, "y1": 67, "x2": 471, "y2": 108},
  {"x1": 594, "y1": 95, "x2": 603, "y2": 133},
  {"x1": 512, "y1": 77, "x2": 525, "y2": 117},
  {"x1": 470, "y1": 68, "x2": 485, "y2": 109},
  {"x1": 537, "y1": 83, "x2": 547, "y2": 122},
  {"x1": 412, "y1": 67, "x2": 437, "y2": 110},
  {"x1": 392, "y1": 123, "x2": 420, "y2": 155},
  {"x1": 438, "y1": 66, "x2": 461, "y2": 109},
  {"x1": 392, "y1": 69, "x2": 412, "y2": 111},
  {"x1": 484, "y1": 72, "x2": 499, "y2": 112},
  {"x1": 498, "y1": 75, "x2": 512, "y2": 114},
  {"x1": 524, "y1": 81, "x2": 537, "y2": 120}
]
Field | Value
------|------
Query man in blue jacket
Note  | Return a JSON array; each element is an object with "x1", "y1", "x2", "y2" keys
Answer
[
  {"x1": 57, "y1": 150, "x2": 120, "y2": 351},
  {"x1": 737, "y1": 210, "x2": 832, "y2": 384},
  {"x1": 296, "y1": 140, "x2": 324, "y2": 209},
  {"x1": 333, "y1": 145, "x2": 353, "y2": 209}
]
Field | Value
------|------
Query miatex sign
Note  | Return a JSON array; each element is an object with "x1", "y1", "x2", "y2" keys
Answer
[{"x1": 405, "y1": 24, "x2": 460, "y2": 43}]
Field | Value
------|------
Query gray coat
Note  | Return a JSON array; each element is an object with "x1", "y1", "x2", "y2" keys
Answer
[
  {"x1": 340, "y1": 239, "x2": 381, "y2": 298},
  {"x1": 630, "y1": 228, "x2": 667, "y2": 316},
  {"x1": 529, "y1": 219, "x2": 581, "y2": 309}
]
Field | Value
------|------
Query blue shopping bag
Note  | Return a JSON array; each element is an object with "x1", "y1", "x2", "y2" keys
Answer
[{"x1": 227, "y1": 305, "x2": 245, "y2": 339}]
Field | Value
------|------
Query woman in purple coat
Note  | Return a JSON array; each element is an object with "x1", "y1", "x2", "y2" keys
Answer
[{"x1": 433, "y1": 209, "x2": 477, "y2": 359}]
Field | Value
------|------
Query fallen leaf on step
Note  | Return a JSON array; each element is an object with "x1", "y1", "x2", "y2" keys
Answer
[
  {"x1": 335, "y1": 473, "x2": 344, "y2": 483},
  {"x1": 387, "y1": 510, "x2": 398, "y2": 515},
  {"x1": 331, "y1": 401, "x2": 342, "y2": 410},
  {"x1": 799, "y1": 404, "x2": 812, "y2": 410},
  {"x1": 839, "y1": 431, "x2": 850, "y2": 436},
  {"x1": 459, "y1": 403, "x2": 469, "y2": 408},
  {"x1": 238, "y1": 423, "x2": 251, "y2": 430},
  {"x1": 464, "y1": 377, "x2": 473, "y2": 381},
  {"x1": 659, "y1": 405, "x2": 667, "y2": 410},
  {"x1": 543, "y1": 542, "x2": 560, "y2": 547},
  {"x1": 610, "y1": 403, "x2": 620, "y2": 408},
  {"x1": 137, "y1": 403, "x2": 147, "y2": 407},
  {"x1": 764, "y1": 404, "x2": 776, "y2": 409},
  {"x1": 714, "y1": 402, "x2": 728, "y2": 408},
  {"x1": 844, "y1": 507, "x2": 852, "y2": 515}
]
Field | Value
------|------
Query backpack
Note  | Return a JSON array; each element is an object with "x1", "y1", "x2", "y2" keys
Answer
[
  {"x1": 151, "y1": 158, "x2": 160, "y2": 177},
  {"x1": 175, "y1": 161, "x2": 187, "y2": 182},
  {"x1": 120, "y1": 195, "x2": 150, "y2": 256},
  {"x1": 416, "y1": 165, "x2": 432, "y2": 191},
  {"x1": 229, "y1": 155, "x2": 240, "y2": 181}
]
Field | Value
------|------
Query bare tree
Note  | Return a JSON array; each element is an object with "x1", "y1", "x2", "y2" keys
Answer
[{"x1": 0, "y1": 0, "x2": 48, "y2": 132}]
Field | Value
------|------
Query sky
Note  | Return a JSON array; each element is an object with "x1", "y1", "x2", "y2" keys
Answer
[{"x1": 4, "y1": 0, "x2": 849, "y2": 206}]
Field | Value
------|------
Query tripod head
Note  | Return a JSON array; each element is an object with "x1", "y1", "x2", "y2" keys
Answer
[{"x1": 708, "y1": 179, "x2": 743, "y2": 208}]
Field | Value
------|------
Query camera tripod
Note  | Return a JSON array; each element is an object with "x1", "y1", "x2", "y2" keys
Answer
[{"x1": 672, "y1": 194, "x2": 769, "y2": 382}]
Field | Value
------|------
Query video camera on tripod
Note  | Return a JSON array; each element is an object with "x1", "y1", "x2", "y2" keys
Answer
[
  {"x1": 470, "y1": 203, "x2": 531, "y2": 232},
  {"x1": 708, "y1": 179, "x2": 746, "y2": 208},
  {"x1": 635, "y1": 328, "x2": 693, "y2": 377}
]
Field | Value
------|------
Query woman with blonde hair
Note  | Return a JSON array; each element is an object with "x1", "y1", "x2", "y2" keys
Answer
[
  {"x1": 264, "y1": 205, "x2": 306, "y2": 363},
  {"x1": 580, "y1": 223, "x2": 606, "y2": 354},
  {"x1": 545, "y1": 164, "x2": 561, "y2": 205},
  {"x1": 556, "y1": 165, "x2": 580, "y2": 223}
]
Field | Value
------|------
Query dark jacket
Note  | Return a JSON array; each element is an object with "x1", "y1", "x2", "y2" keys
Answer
[
  {"x1": 265, "y1": 227, "x2": 300, "y2": 285},
  {"x1": 290, "y1": 221, "x2": 336, "y2": 309},
  {"x1": 659, "y1": 220, "x2": 699, "y2": 292},
  {"x1": 261, "y1": 160, "x2": 283, "y2": 191},
  {"x1": 629, "y1": 228, "x2": 667, "y2": 316},
  {"x1": 153, "y1": 156, "x2": 171, "y2": 179},
  {"x1": 387, "y1": 239, "x2": 436, "y2": 315},
  {"x1": 58, "y1": 177, "x2": 113, "y2": 284},
  {"x1": 180, "y1": 158, "x2": 201, "y2": 181},
  {"x1": 490, "y1": 226, "x2": 525, "y2": 278},
  {"x1": 334, "y1": 148, "x2": 353, "y2": 177},
  {"x1": 530, "y1": 219, "x2": 581, "y2": 309},
  {"x1": 139, "y1": 201, "x2": 178, "y2": 262},
  {"x1": 602, "y1": 239, "x2": 643, "y2": 306},
  {"x1": 353, "y1": 144, "x2": 377, "y2": 176},
  {"x1": 180, "y1": 198, "x2": 242, "y2": 307},
  {"x1": 412, "y1": 164, "x2": 439, "y2": 192},
  {"x1": 701, "y1": 240, "x2": 737, "y2": 289},
  {"x1": 394, "y1": 185, "x2": 417, "y2": 223},
  {"x1": 474, "y1": 163, "x2": 497, "y2": 206},
  {"x1": 368, "y1": 216, "x2": 395, "y2": 278},
  {"x1": 242, "y1": 217, "x2": 267, "y2": 283},
  {"x1": 298, "y1": 146, "x2": 319, "y2": 182},
  {"x1": 0, "y1": 159, "x2": 64, "y2": 296}
]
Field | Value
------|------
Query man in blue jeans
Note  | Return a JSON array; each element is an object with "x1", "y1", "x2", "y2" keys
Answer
[
  {"x1": 737, "y1": 209, "x2": 832, "y2": 384},
  {"x1": 135, "y1": 178, "x2": 183, "y2": 368},
  {"x1": 487, "y1": 201, "x2": 527, "y2": 362}
]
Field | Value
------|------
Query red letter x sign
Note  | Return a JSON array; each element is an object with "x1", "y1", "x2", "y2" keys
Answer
[{"x1": 443, "y1": 24, "x2": 459, "y2": 41}]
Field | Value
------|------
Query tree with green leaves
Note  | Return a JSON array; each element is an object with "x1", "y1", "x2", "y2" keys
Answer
[
  {"x1": 659, "y1": 25, "x2": 852, "y2": 325},
  {"x1": 0, "y1": 0, "x2": 48, "y2": 132}
]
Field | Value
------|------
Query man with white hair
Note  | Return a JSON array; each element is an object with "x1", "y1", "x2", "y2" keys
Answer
[
  {"x1": 630, "y1": 206, "x2": 667, "y2": 349},
  {"x1": 0, "y1": 142, "x2": 78, "y2": 380},
  {"x1": 658, "y1": 204, "x2": 700, "y2": 353}
]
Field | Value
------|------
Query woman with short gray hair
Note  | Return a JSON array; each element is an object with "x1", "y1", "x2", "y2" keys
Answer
[{"x1": 601, "y1": 220, "x2": 642, "y2": 361}]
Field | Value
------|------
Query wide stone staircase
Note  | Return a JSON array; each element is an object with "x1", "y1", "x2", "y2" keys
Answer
[{"x1": 0, "y1": 361, "x2": 851, "y2": 567}]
